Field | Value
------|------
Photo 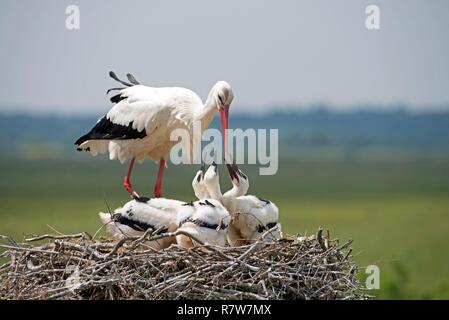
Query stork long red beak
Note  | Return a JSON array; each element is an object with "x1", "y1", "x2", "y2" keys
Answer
[{"x1": 219, "y1": 107, "x2": 229, "y2": 152}]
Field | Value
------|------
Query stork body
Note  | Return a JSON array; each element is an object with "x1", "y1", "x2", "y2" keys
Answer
[
  {"x1": 203, "y1": 163, "x2": 281, "y2": 246},
  {"x1": 176, "y1": 199, "x2": 230, "y2": 248},
  {"x1": 99, "y1": 197, "x2": 183, "y2": 249},
  {"x1": 225, "y1": 195, "x2": 281, "y2": 246},
  {"x1": 76, "y1": 72, "x2": 234, "y2": 198}
]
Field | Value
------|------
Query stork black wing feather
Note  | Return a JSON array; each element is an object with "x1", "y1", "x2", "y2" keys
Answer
[
  {"x1": 106, "y1": 87, "x2": 126, "y2": 94},
  {"x1": 110, "y1": 93, "x2": 127, "y2": 104},
  {"x1": 74, "y1": 116, "x2": 147, "y2": 146},
  {"x1": 109, "y1": 71, "x2": 133, "y2": 87},
  {"x1": 126, "y1": 73, "x2": 140, "y2": 85}
]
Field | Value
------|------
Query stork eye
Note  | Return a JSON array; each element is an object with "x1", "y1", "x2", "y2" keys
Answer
[{"x1": 218, "y1": 95, "x2": 224, "y2": 105}]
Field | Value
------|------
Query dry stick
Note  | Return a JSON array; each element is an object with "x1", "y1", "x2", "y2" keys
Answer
[
  {"x1": 105, "y1": 238, "x2": 127, "y2": 258},
  {"x1": 53, "y1": 240, "x2": 105, "y2": 260},
  {"x1": 129, "y1": 226, "x2": 167, "y2": 250},
  {"x1": 0, "y1": 244, "x2": 58, "y2": 255},
  {"x1": 25, "y1": 233, "x2": 90, "y2": 242},
  {"x1": 316, "y1": 227, "x2": 327, "y2": 252}
]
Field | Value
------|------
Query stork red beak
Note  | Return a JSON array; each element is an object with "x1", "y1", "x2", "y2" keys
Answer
[{"x1": 219, "y1": 106, "x2": 229, "y2": 152}]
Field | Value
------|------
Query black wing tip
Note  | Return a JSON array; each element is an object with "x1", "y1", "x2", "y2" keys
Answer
[
  {"x1": 106, "y1": 87, "x2": 126, "y2": 95},
  {"x1": 126, "y1": 73, "x2": 140, "y2": 85},
  {"x1": 110, "y1": 93, "x2": 126, "y2": 104},
  {"x1": 74, "y1": 134, "x2": 89, "y2": 146},
  {"x1": 135, "y1": 196, "x2": 151, "y2": 203},
  {"x1": 204, "y1": 200, "x2": 216, "y2": 207},
  {"x1": 74, "y1": 115, "x2": 147, "y2": 146},
  {"x1": 257, "y1": 197, "x2": 271, "y2": 205},
  {"x1": 109, "y1": 71, "x2": 133, "y2": 87}
]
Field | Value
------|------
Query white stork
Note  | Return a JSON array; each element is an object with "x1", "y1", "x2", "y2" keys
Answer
[
  {"x1": 99, "y1": 196, "x2": 184, "y2": 249},
  {"x1": 203, "y1": 162, "x2": 282, "y2": 246},
  {"x1": 75, "y1": 72, "x2": 234, "y2": 198}
]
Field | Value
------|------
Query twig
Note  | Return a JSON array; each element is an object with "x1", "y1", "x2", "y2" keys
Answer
[{"x1": 25, "y1": 233, "x2": 91, "y2": 242}]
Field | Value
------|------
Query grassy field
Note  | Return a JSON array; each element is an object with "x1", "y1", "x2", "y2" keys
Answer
[{"x1": 1, "y1": 155, "x2": 449, "y2": 299}]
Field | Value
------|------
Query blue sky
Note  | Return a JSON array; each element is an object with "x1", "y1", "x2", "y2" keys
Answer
[{"x1": 1, "y1": 0, "x2": 449, "y2": 115}]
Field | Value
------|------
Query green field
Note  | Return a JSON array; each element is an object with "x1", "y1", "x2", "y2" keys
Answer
[{"x1": 1, "y1": 155, "x2": 449, "y2": 299}]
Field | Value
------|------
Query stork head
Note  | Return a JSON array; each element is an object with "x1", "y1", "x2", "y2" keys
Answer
[
  {"x1": 226, "y1": 162, "x2": 249, "y2": 194},
  {"x1": 192, "y1": 162, "x2": 207, "y2": 199},
  {"x1": 203, "y1": 162, "x2": 220, "y2": 191},
  {"x1": 213, "y1": 81, "x2": 234, "y2": 151},
  {"x1": 213, "y1": 81, "x2": 234, "y2": 109}
]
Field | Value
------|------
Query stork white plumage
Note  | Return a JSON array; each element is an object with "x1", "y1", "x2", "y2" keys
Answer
[
  {"x1": 203, "y1": 163, "x2": 282, "y2": 246},
  {"x1": 176, "y1": 198, "x2": 230, "y2": 248},
  {"x1": 192, "y1": 163, "x2": 210, "y2": 200},
  {"x1": 99, "y1": 196, "x2": 183, "y2": 249},
  {"x1": 75, "y1": 72, "x2": 234, "y2": 198}
]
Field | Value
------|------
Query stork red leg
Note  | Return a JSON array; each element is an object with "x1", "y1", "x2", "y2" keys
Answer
[
  {"x1": 153, "y1": 158, "x2": 165, "y2": 198},
  {"x1": 123, "y1": 158, "x2": 139, "y2": 199}
]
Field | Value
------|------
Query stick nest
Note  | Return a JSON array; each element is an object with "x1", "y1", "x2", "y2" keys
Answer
[{"x1": 0, "y1": 228, "x2": 368, "y2": 300}]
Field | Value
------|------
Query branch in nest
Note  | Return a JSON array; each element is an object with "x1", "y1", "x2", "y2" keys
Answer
[{"x1": 25, "y1": 233, "x2": 92, "y2": 242}]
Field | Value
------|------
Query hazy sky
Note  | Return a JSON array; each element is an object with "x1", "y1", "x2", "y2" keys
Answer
[{"x1": 1, "y1": 0, "x2": 449, "y2": 115}]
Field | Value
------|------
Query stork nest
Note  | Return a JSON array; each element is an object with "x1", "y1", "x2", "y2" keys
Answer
[{"x1": 0, "y1": 228, "x2": 368, "y2": 300}]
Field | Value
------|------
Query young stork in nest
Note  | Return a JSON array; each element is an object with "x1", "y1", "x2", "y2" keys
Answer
[
  {"x1": 203, "y1": 162, "x2": 282, "y2": 246},
  {"x1": 176, "y1": 165, "x2": 231, "y2": 248},
  {"x1": 99, "y1": 196, "x2": 183, "y2": 249}
]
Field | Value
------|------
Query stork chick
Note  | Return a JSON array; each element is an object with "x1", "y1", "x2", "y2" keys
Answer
[
  {"x1": 99, "y1": 196, "x2": 183, "y2": 249},
  {"x1": 203, "y1": 162, "x2": 282, "y2": 246},
  {"x1": 176, "y1": 168, "x2": 230, "y2": 248}
]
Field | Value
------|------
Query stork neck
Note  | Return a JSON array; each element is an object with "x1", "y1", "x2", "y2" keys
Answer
[
  {"x1": 221, "y1": 185, "x2": 240, "y2": 210},
  {"x1": 206, "y1": 180, "x2": 223, "y2": 201},
  {"x1": 194, "y1": 184, "x2": 209, "y2": 200},
  {"x1": 223, "y1": 184, "x2": 240, "y2": 199},
  {"x1": 194, "y1": 88, "x2": 217, "y2": 131}
]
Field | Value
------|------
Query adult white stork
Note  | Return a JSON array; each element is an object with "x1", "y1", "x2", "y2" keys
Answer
[
  {"x1": 203, "y1": 162, "x2": 282, "y2": 246},
  {"x1": 99, "y1": 196, "x2": 184, "y2": 249},
  {"x1": 75, "y1": 72, "x2": 234, "y2": 198}
]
